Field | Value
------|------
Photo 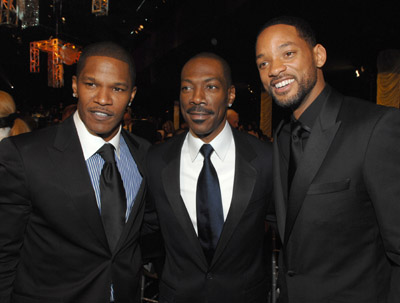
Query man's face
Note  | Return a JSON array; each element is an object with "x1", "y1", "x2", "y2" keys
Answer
[
  {"x1": 255, "y1": 24, "x2": 319, "y2": 110},
  {"x1": 180, "y1": 57, "x2": 235, "y2": 143},
  {"x1": 72, "y1": 56, "x2": 136, "y2": 141}
]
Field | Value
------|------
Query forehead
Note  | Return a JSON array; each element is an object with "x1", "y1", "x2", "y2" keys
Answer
[
  {"x1": 181, "y1": 57, "x2": 225, "y2": 81},
  {"x1": 79, "y1": 56, "x2": 130, "y2": 78},
  {"x1": 256, "y1": 24, "x2": 306, "y2": 53}
]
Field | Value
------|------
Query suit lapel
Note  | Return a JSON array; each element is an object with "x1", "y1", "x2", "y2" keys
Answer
[
  {"x1": 273, "y1": 120, "x2": 287, "y2": 240},
  {"x1": 116, "y1": 131, "x2": 146, "y2": 251},
  {"x1": 211, "y1": 130, "x2": 257, "y2": 267},
  {"x1": 284, "y1": 89, "x2": 343, "y2": 244},
  {"x1": 48, "y1": 117, "x2": 108, "y2": 250},
  {"x1": 161, "y1": 133, "x2": 209, "y2": 270}
]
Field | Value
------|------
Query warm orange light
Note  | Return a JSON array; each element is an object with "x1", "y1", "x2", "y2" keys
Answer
[{"x1": 30, "y1": 38, "x2": 81, "y2": 88}]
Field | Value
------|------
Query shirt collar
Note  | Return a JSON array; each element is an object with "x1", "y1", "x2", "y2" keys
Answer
[
  {"x1": 296, "y1": 84, "x2": 331, "y2": 130},
  {"x1": 73, "y1": 111, "x2": 122, "y2": 160},
  {"x1": 187, "y1": 121, "x2": 233, "y2": 162}
]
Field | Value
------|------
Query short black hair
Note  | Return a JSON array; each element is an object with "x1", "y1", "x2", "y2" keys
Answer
[
  {"x1": 76, "y1": 41, "x2": 136, "y2": 86},
  {"x1": 257, "y1": 16, "x2": 317, "y2": 48},
  {"x1": 185, "y1": 52, "x2": 232, "y2": 87}
]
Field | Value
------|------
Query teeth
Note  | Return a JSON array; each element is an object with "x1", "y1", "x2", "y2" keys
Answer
[
  {"x1": 94, "y1": 112, "x2": 109, "y2": 117},
  {"x1": 275, "y1": 79, "x2": 294, "y2": 88}
]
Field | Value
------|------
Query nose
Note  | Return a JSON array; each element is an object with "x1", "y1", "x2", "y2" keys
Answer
[
  {"x1": 268, "y1": 58, "x2": 287, "y2": 77},
  {"x1": 94, "y1": 87, "x2": 112, "y2": 105},
  {"x1": 190, "y1": 87, "x2": 206, "y2": 105}
]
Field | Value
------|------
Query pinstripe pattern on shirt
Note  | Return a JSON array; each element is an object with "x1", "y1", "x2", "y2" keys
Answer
[{"x1": 86, "y1": 135, "x2": 142, "y2": 221}]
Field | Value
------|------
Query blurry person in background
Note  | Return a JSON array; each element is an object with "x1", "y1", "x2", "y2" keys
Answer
[
  {"x1": 61, "y1": 103, "x2": 77, "y2": 122},
  {"x1": 162, "y1": 120, "x2": 175, "y2": 140},
  {"x1": 227, "y1": 108, "x2": 240, "y2": 129},
  {"x1": 0, "y1": 90, "x2": 31, "y2": 141}
]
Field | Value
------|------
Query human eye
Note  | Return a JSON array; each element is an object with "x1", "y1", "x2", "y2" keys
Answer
[
  {"x1": 84, "y1": 82, "x2": 95, "y2": 88},
  {"x1": 257, "y1": 61, "x2": 268, "y2": 70},
  {"x1": 284, "y1": 51, "x2": 295, "y2": 58},
  {"x1": 206, "y1": 84, "x2": 218, "y2": 90},
  {"x1": 113, "y1": 87, "x2": 126, "y2": 92},
  {"x1": 181, "y1": 85, "x2": 192, "y2": 92}
]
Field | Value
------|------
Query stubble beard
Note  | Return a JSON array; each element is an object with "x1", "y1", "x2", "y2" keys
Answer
[{"x1": 269, "y1": 69, "x2": 317, "y2": 112}]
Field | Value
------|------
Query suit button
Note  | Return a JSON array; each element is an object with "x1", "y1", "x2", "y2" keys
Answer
[
  {"x1": 287, "y1": 270, "x2": 296, "y2": 277},
  {"x1": 206, "y1": 273, "x2": 213, "y2": 280}
]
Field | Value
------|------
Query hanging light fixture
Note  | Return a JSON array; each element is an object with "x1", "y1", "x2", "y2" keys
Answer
[
  {"x1": 30, "y1": 38, "x2": 81, "y2": 88},
  {"x1": 92, "y1": 0, "x2": 108, "y2": 16},
  {"x1": 0, "y1": 0, "x2": 18, "y2": 26}
]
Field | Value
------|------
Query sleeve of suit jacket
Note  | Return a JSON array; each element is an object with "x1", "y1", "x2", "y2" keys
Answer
[
  {"x1": 363, "y1": 108, "x2": 400, "y2": 302},
  {"x1": 0, "y1": 138, "x2": 31, "y2": 303}
]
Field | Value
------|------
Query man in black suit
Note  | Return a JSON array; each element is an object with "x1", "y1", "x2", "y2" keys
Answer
[
  {"x1": 0, "y1": 41, "x2": 150, "y2": 303},
  {"x1": 256, "y1": 16, "x2": 400, "y2": 302},
  {"x1": 144, "y1": 52, "x2": 273, "y2": 303}
]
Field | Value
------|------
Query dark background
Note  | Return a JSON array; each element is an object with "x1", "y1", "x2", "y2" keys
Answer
[{"x1": 1, "y1": 0, "x2": 399, "y2": 128}]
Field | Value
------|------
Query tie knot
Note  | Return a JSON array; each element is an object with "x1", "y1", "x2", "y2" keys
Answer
[
  {"x1": 97, "y1": 144, "x2": 116, "y2": 163},
  {"x1": 200, "y1": 144, "x2": 214, "y2": 159},
  {"x1": 291, "y1": 120, "x2": 308, "y2": 141}
]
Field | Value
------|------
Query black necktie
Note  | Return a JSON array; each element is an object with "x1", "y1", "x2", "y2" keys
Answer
[
  {"x1": 196, "y1": 144, "x2": 224, "y2": 264},
  {"x1": 97, "y1": 143, "x2": 126, "y2": 251},
  {"x1": 288, "y1": 120, "x2": 308, "y2": 191}
]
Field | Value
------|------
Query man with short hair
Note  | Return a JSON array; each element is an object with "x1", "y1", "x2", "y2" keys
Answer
[
  {"x1": 0, "y1": 41, "x2": 150, "y2": 303},
  {"x1": 144, "y1": 52, "x2": 273, "y2": 303},
  {"x1": 256, "y1": 16, "x2": 400, "y2": 302}
]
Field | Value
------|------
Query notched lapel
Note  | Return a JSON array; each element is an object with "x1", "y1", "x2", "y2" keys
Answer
[
  {"x1": 116, "y1": 133, "x2": 147, "y2": 252},
  {"x1": 161, "y1": 135, "x2": 208, "y2": 269},
  {"x1": 273, "y1": 120, "x2": 287, "y2": 240},
  {"x1": 212, "y1": 132, "x2": 257, "y2": 267},
  {"x1": 49, "y1": 118, "x2": 109, "y2": 249},
  {"x1": 284, "y1": 91, "x2": 343, "y2": 244}
]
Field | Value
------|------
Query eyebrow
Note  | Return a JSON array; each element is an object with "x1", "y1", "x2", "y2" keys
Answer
[
  {"x1": 181, "y1": 77, "x2": 223, "y2": 83},
  {"x1": 81, "y1": 76, "x2": 129, "y2": 88},
  {"x1": 256, "y1": 42, "x2": 296, "y2": 60}
]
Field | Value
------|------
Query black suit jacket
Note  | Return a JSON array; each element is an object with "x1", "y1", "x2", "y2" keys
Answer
[
  {"x1": 144, "y1": 127, "x2": 273, "y2": 303},
  {"x1": 274, "y1": 87, "x2": 400, "y2": 303},
  {"x1": 0, "y1": 116, "x2": 151, "y2": 303}
]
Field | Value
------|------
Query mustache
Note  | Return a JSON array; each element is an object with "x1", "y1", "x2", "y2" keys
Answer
[{"x1": 186, "y1": 105, "x2": 214, "y2": 115}]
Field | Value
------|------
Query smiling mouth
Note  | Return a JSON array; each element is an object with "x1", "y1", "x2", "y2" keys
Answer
[{"x1": 274, "y1": 78, "x2": 295, "y2": 89}]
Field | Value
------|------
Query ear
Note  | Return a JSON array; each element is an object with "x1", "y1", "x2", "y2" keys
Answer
[
  {"x1": 227, "y1": 85, "x2": 236, "y2": 107},
  {"x1": 72, "y1": 75, "x2": 78, "y2": 96},
  {"x1": 313, "y1": 44, "x2": 327, "y2": 68},
  {"x1": 129, "y1": 86, "x2": 137, "y2": 103}
]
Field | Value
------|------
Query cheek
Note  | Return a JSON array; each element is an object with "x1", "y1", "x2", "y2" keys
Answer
[{"x1": 259, "y1": 70, "x2": 270, "y2": 83}]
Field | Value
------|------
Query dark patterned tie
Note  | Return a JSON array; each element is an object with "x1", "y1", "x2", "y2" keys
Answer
[
  {"x1": 196, "y1": 144, "x2": 224, "y2": 265},
  {"x1": 288, "y1": 120, "x2": 308, "y2": 191},
  {"x1": 97, "y1": 143, "x2": 126, "y2": 252}
]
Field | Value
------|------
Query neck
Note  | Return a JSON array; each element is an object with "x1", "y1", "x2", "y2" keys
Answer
[{"x1": 293, "y1": 75, "x2": 325, "y2": 120}]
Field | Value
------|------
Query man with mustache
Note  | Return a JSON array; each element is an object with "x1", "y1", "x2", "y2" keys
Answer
[
  {"x1": 144, "y1": 52, "x2": 273, "y2": 303},
  {"x1": 256, "y1": 16, "x2": 400, "y2": 302},
  {"x1": 0, "y1": 41, "x2": 150, "y2": 303}
]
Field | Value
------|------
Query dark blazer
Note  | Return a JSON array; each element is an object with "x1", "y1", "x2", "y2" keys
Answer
[
  {"x1": 0, "y1": 116, "x2": 151, "y2": 303},
  {"x1": 144, "y1": 127, "x2": 273, "y2": 303},
  {"x1": 274, "y1": 87, "x2": 400, "y2": 303}
]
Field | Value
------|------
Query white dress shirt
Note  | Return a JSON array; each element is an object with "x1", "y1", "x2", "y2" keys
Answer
[
  {"x1": 73, "y1": 111, "x2": 121, "y2": 161},
  {"x1": 180, "y1": 121, "x2": 235, "y2": 234},
  {"x1": 0, "y1": 127, "x2": 10, "y2": 141}
]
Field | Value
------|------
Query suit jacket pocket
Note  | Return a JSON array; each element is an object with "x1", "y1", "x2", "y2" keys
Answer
[{"x1": 307, "y1": 178, "x2": 350, "y2": 195}]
